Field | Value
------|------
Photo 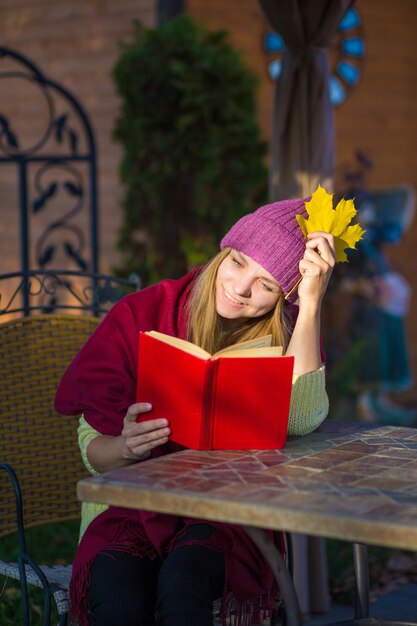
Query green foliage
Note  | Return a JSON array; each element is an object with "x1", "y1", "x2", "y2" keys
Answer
[
  {"x1": 326, "y1": 538, "x2": 413, "y2": 606},
  {"x1": 0, "y1": 521, "x2": 79, "y2": 625},
  {"x1": 325, "y1": 337, "x2": 368, "y2": 420},
  {"x1": 113, "y1": 14, "x2": 267, "y2": 284}
]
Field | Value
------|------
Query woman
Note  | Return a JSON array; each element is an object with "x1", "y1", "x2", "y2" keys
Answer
[{"x1": 55, "y1": 197, "x2": 336, "y2": 626}]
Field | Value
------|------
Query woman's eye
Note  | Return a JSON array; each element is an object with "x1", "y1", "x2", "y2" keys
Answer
[
  {"x1": 232, "y1": 257, "x2": 243, "y2": 268},
  {"x1": 260, "y1": 281, "x2": 273, "y2": 292}
]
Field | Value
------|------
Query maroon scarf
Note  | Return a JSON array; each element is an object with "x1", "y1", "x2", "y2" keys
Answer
[{"x1": 56, "y1": 270, "x2": 288, "y2": 626}]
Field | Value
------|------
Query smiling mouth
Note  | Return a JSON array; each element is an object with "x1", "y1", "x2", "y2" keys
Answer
[{"x1": 223, "y1": 286, "x2": 245, "y2": 306}]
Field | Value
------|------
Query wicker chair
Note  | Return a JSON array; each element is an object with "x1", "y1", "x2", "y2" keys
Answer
[
  {"x1": 0, "y1": 314, "x2": 100, "y2": 626},
  {"x1": 0, "y1": 313, "x2": 291, "y2": 626}
]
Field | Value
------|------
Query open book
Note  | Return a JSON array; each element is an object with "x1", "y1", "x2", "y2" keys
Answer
[{"x1": 136, "y1": 331, "x2": 294, "y2": 450}]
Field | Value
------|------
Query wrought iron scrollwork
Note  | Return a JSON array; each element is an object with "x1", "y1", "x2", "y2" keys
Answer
[
  {"x1": 0, "y1": 47, "x2": 107, "y2": 314},
  {"x1": 0, "y1": 270, "x2": 141, "y2": 317}
]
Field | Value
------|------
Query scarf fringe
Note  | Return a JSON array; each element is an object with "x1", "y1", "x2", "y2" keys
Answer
[
  {"x1": 217, "y1": 590, "x2": 279, "y2": 626},
  {"x1": 70, "y1": 519, "x2": 158, "y2": 626},
  {"x1": 71, "y1": 519, "x2": 281, "y2": 626}
]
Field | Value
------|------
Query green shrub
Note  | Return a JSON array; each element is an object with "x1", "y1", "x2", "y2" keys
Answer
[
  {"x1": 0, "y1": 521, "x2": 79, "y2": 625},
  {"x1": 113, "y1": 14, "x2": 267, "y2": 285}
]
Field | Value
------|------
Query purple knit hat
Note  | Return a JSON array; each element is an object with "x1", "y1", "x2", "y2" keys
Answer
[{"x1": 220, "y1": 198, "x2": 308, "y2": 302}]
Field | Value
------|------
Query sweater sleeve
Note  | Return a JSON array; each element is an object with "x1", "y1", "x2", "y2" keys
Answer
[
  {"x1": 77, "y1": 416, "x2": 108, "y2": 540},
  {"x1": 287, "y1": 366, "x2": 329, "y2": 436},
  {"x1": 78, "y1": 415, "x2": 101, "y2": 476}
]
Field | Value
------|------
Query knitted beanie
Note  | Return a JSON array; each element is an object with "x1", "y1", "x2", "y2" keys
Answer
[{"x1": 220, "y1": 198, "x2": 308, "y2": 302}]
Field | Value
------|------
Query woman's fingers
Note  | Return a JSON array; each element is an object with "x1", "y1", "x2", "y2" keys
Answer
[
  {"x1": 297, "y1": 232, "x2": 337, "y2": 302},
  {"x1": 305, "y1": 232, "x2": 336, "y2": 265},
  {"x1": 302, "y1": 248, "x2": 334, "y2": 273},
  {"x1": 306, "y1": 230, "x2": 335, "y2": 245},
  {"x1": 126, "y1": 428, "x2": 171, "y2": 457},
  {"x1": 124, "y1": 402, "x2": 153, "y2": 422},
  {"x1": 122, "y1": 414, "x2": 170, "y2": 439},
  {"x1": 299, "y1": 257, "x2": 321, "y2": 276},
  {"x1": 122, "y1": 403, "x2": 171, "y2": 459}
]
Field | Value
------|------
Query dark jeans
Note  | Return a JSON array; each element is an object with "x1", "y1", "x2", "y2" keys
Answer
[{"x1": 87, "y1": 524, "x2": 225, "y2": 626}]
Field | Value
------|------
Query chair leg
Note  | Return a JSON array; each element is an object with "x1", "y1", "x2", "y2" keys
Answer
[
  {"x1": 242, "y1": 527, "x2": 301, "y2": 626},
  {"x1": 273, "y1": 541, "x2": 370, "y2": 626},
  {"x1": 353, "y1": 542, "x2": 370, "y2": 620},
  {"x1": 17, "y1": 558, "x2": 31, "y2": 626},
  {"x1": 270, "y1": 605, "x2": 284, "y2": 626},
  {"x1": 58, "y1": 613, "x2": 68, "y2": 626},
  {"x1": 269, "y1": 533, "x2": 293, "y2": 626}
]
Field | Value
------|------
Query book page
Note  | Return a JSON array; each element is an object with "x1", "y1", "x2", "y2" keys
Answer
[
  {"x1": 213, "y1": 335, "x2": 278, "y2": 357},
  {"x1": 144, "y1": 331, "x2": 211, "y2": 359},
  {"x1": 217, "y1": 346, "x2": 283, "y2": 358},
  {"x1": 145, "y1": 331, "x2": 281, "y2": 360}
]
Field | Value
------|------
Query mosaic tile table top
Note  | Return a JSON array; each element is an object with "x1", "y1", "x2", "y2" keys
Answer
[{"x1": 78, "y1": 421, "x2": 417, "y2": 550}]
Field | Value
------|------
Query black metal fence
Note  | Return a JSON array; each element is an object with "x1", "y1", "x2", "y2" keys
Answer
[{"x1": 0, "y1": 48, "x2": 140, "y2": 316}]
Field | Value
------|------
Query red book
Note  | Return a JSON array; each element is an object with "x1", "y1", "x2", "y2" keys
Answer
[{"x1": 136, "y1": 331, "x2": 294, "y2": 450}]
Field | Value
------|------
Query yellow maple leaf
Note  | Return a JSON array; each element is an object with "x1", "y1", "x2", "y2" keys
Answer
[{"x1": 296, "y1": 184, "x2": 365, "y2": 262}]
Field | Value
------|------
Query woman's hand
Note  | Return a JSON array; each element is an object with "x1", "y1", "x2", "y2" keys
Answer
[
  {"x1": 121, "y1": 403, "x2": 171, "y2": 461},
  {"x1": 284, "y1": 231, "x2": 336, "y2": 374},
  {"x1": 121, "y1": 402, "x2": 171, "y2": 461},
  {"x1": 297, "y1": 231, "x2": 336, "y2": 308},
  {"x1": 86, "y1": 403, "x2": 170, "y2": 473}
]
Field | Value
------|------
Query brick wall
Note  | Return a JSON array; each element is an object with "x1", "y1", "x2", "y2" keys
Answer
[
  {"x1": 188, "y1": 0, "x2": 417, "y2": 403},
  {"x1": 336, "y1": 1, "x2": 417, "y2": 404},
  {"x1": 0, "y1": 0, "x2": 157, "y2": 278},
  {"x1": 1, "y1": 0, "x2": 416, "y2": 402}
]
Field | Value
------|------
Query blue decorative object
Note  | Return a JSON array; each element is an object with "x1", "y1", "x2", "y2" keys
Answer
[
  {"x1": 341, "y1": 37, "x2": 365, "y2": 57},
  {"x1": 264, "y1": 32, "x2": 285, "y2": 53},
  {"x1": 267, "y1": 59, "x2": 282, "y2": 81},
  {"x1": 337, "y1": 60, "x2": 361, "y2": 85},
  {"x1": 339, "y1": 7, "x2": 361, "y2": 31},
  {"x1": 264, "y1": 7, "x2": 365, "y2": 107},
  {"x1": 329, "y1": 76, "x2": 346, "y2": 107}
]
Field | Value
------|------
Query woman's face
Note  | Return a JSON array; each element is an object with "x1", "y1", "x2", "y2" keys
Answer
[{"x1": 215, "y1": 250, "x2": 281, "y2": 324}]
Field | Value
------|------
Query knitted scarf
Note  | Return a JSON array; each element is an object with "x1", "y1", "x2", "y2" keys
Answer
[{"x1": 55, "y1": 270, "x2": 286, "y2": 626}]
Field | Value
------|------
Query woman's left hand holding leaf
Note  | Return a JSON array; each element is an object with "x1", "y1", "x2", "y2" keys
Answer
[{"x1": 297, "y1": 231, "x2": 336, "y2": 307}]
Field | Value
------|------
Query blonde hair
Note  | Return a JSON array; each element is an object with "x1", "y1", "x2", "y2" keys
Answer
[{"x1": 186, "y1": 248, "x2": 292, "y2": 354}]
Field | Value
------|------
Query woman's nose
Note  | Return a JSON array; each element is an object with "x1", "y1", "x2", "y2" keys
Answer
[{"x1": 234, "y1": 277, "x2": 252, "y2": 297}]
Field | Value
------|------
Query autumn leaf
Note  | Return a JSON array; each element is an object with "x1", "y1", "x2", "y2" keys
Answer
[{"x1": 296, "y1": 185, "x2": 365, "y2": 262}]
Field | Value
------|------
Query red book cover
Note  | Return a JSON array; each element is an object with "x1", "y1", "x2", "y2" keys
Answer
[{"x1": 136, "y1": 331, "x2": 294, "y2": 450}]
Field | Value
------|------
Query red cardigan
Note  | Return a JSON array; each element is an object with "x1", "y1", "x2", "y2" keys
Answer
[{"x1": 55, "y1": 270, "x2": 284, "y2": 626}]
